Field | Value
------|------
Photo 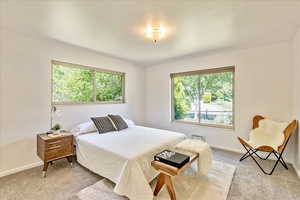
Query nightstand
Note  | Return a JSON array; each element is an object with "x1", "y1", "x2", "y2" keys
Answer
[{"x1": 37, "y1": 133, "x2": 75, "y2": 177}]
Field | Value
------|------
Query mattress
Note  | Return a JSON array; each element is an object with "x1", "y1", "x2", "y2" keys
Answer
[{"x1": 75, "y1": 125, "x2": 185, "y2": 200}]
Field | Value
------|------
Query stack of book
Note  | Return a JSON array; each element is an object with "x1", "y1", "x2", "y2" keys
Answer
[{"x1": 154, "y1": 150, "x2": 190, "y2": 168}]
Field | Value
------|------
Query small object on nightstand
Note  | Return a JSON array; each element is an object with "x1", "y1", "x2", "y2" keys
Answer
[
  {"x1": 37, "y1": 133, "x2": 74, "y2": 177},
  {"x1": 46, "y1": 130, "x2": 53, "y2": 135}
]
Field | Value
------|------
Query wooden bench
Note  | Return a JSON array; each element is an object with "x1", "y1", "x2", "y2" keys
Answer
[{"x1": 151, "y1": 150, "x2": 199, "y2": 200}]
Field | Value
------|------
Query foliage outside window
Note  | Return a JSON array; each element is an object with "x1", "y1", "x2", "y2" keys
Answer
[
  {"x1": 171, "y1": 66, "x2": 234, "y2": 128},
  {"x1": 52, "y1": 61, "x2": 125, "y2": 104}
]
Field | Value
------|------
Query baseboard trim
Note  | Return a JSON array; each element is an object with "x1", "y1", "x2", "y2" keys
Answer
[
  {"x1": 211, "y1": 144, "x2": 244, "y2": 154},
  {"x1": 292, "y1": 163, "x2": 300, "y2": 179},
  {"x1": 211, "y1": 144, "x2": 300, "y2": 179},
  {"x1": 211, "y1": 144, "x2": 297, "y2": 163},
  {"x1": 0, "y1": 161, "x2": 43, "y2": 178},
  {"x1": 0, "y1": 146, "x2": 299, "y2": 179}
]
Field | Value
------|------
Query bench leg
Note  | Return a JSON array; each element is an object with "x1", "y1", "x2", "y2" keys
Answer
[
  {"x1": 154, "y1": 173, "x2": 165, "y2": 196},
  {"x1": 165, "y1": 175, "x2": 176, "y2": 200},
  {"x1": 154, "y1": 173, "x2": 176, "y2": 200}
]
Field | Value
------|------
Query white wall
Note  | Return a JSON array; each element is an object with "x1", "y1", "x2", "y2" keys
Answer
[
  {"x1": 1, "y1": 29, "x2": 298, "y2": 177},
  {"x1": 145, "y1": 42, "x2": 296, "y2": 163},
  {"x1": 0, "y1": 29, "x2": 145, "y2": 176},
  {"x1": 0, "y1": 22, "x2": 299, "y2": 178},
  {"x1": 292, "y1": 27, "x2": 300, "y2": 174},
  {"x1": 0, "y1": 2, "x2": 4, "y2": 175}
]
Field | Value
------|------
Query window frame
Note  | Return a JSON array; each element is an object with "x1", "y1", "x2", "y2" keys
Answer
[
  {"x1": 170, "y1": 66, "x2": 235, "y2": 129},
  {"x1": 51, "y1": 60, "x2": 125, "y2": 105}
]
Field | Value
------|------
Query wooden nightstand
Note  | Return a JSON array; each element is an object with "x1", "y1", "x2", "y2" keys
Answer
[{"x1": 37, "y1": 133, "x2": 75, "y2": 177}]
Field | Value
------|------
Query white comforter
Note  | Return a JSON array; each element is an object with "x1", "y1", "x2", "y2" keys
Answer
[{"x1": 75, "y1": 126, "x2": 185, "y2": 200}]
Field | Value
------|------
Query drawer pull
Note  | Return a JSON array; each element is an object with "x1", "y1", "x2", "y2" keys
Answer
[
  {"x1": 48, "y1": 140, "x2": 62, "y2": 145},
  {"x1": 48, "y1": 145, "x2": 61, "y2": 150}
]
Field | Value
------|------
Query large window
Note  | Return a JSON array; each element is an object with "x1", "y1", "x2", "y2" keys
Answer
[
  {"x1": 52, "y1": 60, "x2": 125, "y2": 104},
  {"x1": 171, "y1": 66, "x2": 234, "y2": 128}
]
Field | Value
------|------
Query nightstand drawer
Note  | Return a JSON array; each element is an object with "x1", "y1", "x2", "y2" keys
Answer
[
  {"x1": 45, "y1": 145, "x2": 73, "y2": 160},
  {"x1": 46, "y1": 137, "x2": 72, "y2": 150},
  {"x1": 47, "y1": 140, "x2": 63, "y2": 150}
]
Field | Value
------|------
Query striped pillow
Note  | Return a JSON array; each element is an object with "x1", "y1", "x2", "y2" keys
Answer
[
  {"x1": 108, "y1": 115, "x2": 128, "y2": 131},
  {"x1": 91, "y1": 117, "x2": 116, "y2": 134}
]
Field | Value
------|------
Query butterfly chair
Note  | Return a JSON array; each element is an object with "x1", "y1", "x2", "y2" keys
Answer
[{"x1": 238, "y1": 115, "x2": 297, "y2": 175}]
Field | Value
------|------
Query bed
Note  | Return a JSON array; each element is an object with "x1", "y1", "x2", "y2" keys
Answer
[{"x1": 75, "y1": 125, "x2": 185, "y2": 200}]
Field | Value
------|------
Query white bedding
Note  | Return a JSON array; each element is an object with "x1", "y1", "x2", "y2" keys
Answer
[{"x1": 75, "y1": 125, "x2": 185, "y2": 200}]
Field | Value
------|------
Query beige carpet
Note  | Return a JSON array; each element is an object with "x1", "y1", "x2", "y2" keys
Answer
[
  {"x1": 2, "y1": 149, "x2": 299, "y2": 200},
  {"x1": 75, "y1": 160, "x2": 236, "y2": 200}
]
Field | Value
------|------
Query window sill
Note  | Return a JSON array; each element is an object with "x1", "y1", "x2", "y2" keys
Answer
[
  {"x1": 52, "y1": 101, "x2": 125, "y2": 105},
  {"x1": 171, "y1": 120, "x2": 234, "y2": 130}
]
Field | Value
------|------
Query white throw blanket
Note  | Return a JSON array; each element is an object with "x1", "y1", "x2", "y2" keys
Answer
[
  {"x1": 248, "y1": 119, "x2": 288, "y2": 150},
  {"x1": 175, "y1": 139, "x2": 213, "y2": 175}
]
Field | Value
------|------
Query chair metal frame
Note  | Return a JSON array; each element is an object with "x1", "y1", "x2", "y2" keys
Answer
[{"x1": 238, "y1": 115, "x2": 297, "y2": 175}]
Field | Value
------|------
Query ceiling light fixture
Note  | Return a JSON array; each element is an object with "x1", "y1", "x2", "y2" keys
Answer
[{"x1": 145, "y1": 25, "x2": 167, "y2": 43}]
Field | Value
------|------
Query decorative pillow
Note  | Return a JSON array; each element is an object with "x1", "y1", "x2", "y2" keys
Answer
[
  {"x1": 91, "y1": 117, "x2": 116, "y2": 134},
  {"x1": 107, "y1": 114, "x2": 128, "y2": 131},
  {"x1": 71, "y1": 121, "x2": 97, "y2": 136}
]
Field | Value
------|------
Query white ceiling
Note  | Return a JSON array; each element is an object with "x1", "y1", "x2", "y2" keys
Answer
[{"x1": 1, "y1": 0, "x2": 300, "y2": 66}]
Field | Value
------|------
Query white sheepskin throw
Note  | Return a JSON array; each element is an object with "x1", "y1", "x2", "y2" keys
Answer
[
  {"x1": 248, "y1": 119, "x2": 288, "y2": 150},
  {"x1": 175, "y1": 139, "x2": 212, "y2": 175}
]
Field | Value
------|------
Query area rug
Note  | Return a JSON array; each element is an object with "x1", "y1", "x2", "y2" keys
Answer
[{"x1": 75, "y1": 160, "x2": 236, "y2": 200}]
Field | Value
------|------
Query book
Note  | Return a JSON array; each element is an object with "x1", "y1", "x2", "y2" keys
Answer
[{"x1": 154, "y1": 150, "x2": 190, "y2": 168}]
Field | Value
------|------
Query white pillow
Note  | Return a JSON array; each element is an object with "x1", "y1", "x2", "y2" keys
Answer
[
  {"x1": 71, "y1": 121, "x2": 97, "y2": 136},
  {"x1": 124, "y1": 119, "x2": 135, "y2": 127}
]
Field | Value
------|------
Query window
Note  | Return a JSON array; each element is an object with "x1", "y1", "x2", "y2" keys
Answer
[
  {"x1": 171, "y1": 66, "x2": 234, "y2": 128},
  {"x1": 52, "y1": 60, "x2": 125, "y2": 104}
]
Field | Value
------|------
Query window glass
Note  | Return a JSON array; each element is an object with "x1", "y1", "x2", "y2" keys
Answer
[
  {"x1": 95, "y1": 72, "x2": 123, "y2": 102},
  {"x1": 173, "y1": 75, "x2": 199, "y2": 123},
  {"x1": 52, "y1": 64, "x2": 93, "y2": 103},
  {"x1": 52, "y1": 61, "x2": 125, "y2": 104},
  {"x1": 172, "y1": 68, "x2": 234, "y2": 128},
  {"x1": 199, "y1": 72, "x2": 233, "y2": 126}
]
